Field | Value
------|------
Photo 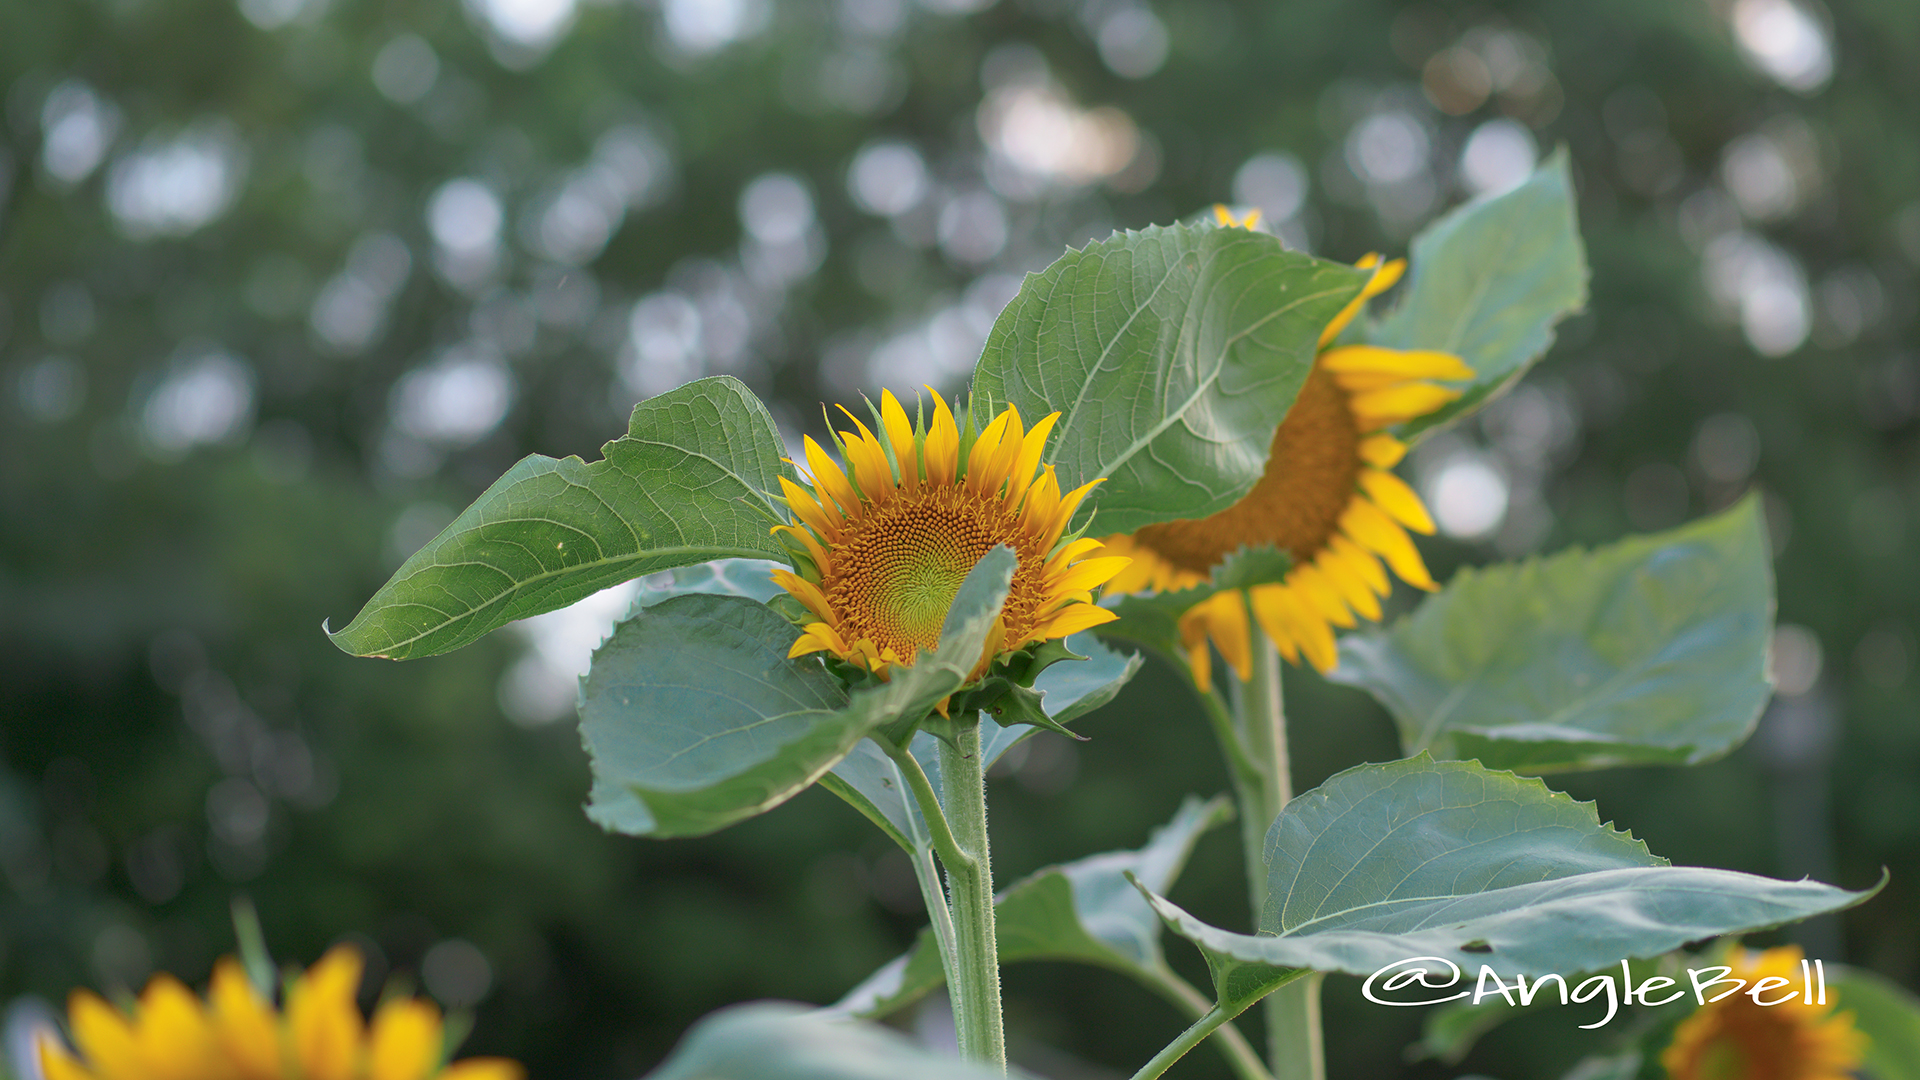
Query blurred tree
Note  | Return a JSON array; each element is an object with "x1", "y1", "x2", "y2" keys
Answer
[{"x1": 2, "y1": 0, "x2": 1916, "y2": 1076}]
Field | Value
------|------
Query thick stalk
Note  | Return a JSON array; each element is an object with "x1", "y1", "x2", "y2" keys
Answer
[
  {"x1": 939, "y1": 720, "x2": 1006, "y2": 1070},
  {"x1": 1230, "y1": 620, "x2": 1325, "y2": 1080}
]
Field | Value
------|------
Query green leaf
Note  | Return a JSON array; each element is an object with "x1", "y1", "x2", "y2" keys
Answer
[
  {"x1": 1330, "y1": 497, "x2": 1774, "y2": 773},
  {"x1": 833, "y1": 795, "x2": 1234, "y2": 1019},
  {"x1": 642, "y1": 1003, "x2": 1017, "y2": 1080},
  {"x1": 1367, "y1": 149, "x2": 1589, "y2": 442},
  {"x1": 1830, "y1": 964, "x2": 1920, "y2": 1080},
  {"x1": 1139, "y1": 757, "x2": 1879, "y2": 1001},
  {"x1": 328, "y1": 376, "x2": 793, "y2": 660},
  {"x1": 818, "y1": 631, "x2": 1139, "y2": 852},
  {"x1": 1209, "y1": 545, "x2": 1293, "y2": 591},
  {"x1": 971, "y1": 223, "x2": 1366, "y2": 535},
  {"x1": 581, "y1": 548, "x2": 1015, "y2": 838}
]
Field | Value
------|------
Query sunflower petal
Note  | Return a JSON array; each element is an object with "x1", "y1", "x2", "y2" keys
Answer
[
  {"x1": 1357, "y1": 434, "x2": 1406, "y2": 468},
  {"x1": 770, "y1": 569, "x2": 836, "y2": 624},
  {"x1": 1185, "y1": 637, "x2": 1214, "y2": 693},
  {"x1": 1318, "y1": 256, "x2": 1404, "y2": 346},
  {"x1": 980, "y1": 406, "x2": 1026, "y2": 499},
  {"x1": 1312, "y1": 549, "x2": 1384, "y2": 622},
  {"x1": 437, "y1": 1061, "x2": 528, "y2": 1080},
  {"x1": 1041, "y1": 478, "x2": 1103, "y2": 553},
  {"x1": 1047, "y1": 555, "x2": 1133, "y2": 598},
  {"x1": 1005, "y1": 411, "x2": 1060, "y2": 510},
  {"x1": 1251, "y1": 585, "x2": 1337, "y2": 673},
  {"x1": 1042, "y1": 602, "x2": 1120, "y2": 640},
  {"x1": 964, "y1": 407, "x2": 1014, "y2": 494},
  {"x1": 1341, "y1": 499, "x2": 1436, "y2": 591},
  {"x1": 1043, "y1": 536, "x2": 1106, "y2": 577},
  {"x1": 368, "y1": 998, "x2": 443, "y2": 1080},
  {"x1": 924, "y1": 390, "x2": 961, "y2": 485},
  {"x1": 1348, "y1": 384, "x2": 1462, "y2": 430},
  {"x1": 1205, "y1": 593, "x2": 1254, "y2": 683},
  {"x1": 289, "y1": 945, "x2": 364, "y2": 1080},
  {"x1": 835, "y1": 408, "x2": 895, "y2": 500},
  {"x1": 880, "y1": 390, "x2": 920, "y2": 490},
  {"x1": 1289, "y1": 564, "x2": 1357, "y2": 629},
  {"x1": 773, "y1": 524, "x2": 832, "y2": 574},
  {"x1": 778, "y1": 476, "x2": 841, "y2": 540},
  {"x1": 69, "y1": 992, "x2": 142, "y2": 1080},
  {"x1": 1319, "y1": 345, "x2": 1474, "y2": 382},
  {"x1": 803, "y1": 436, "x2": 865, "y2": 522},
  {"x1": 207, "y1": 960, "x2": 279, "y2": 1080},
  {"x1": 135, "y1": 975, "x2": 227, "y2": 1080},
  {"x1": 38, "y1": 1035, "x2": 101, "y2": 1080},
  {"x1": 1359, "y1": 468, "x2": 1437, "y2": 534}
]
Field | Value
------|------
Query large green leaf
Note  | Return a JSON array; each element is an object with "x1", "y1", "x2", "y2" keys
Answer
[
  {"x1": 818, "y1": 632, "x2": 1140, "y2": 853},
  {"x1": 971, "y1": 222, "x2": 1365, "y2": 535},
  {"x1": 580, "y1": 548, "x2": 1014, "y2": 838},
  {"x1": 642, "y1": 1003, "x2": 1017, "y2": 1080},
  {"x1": 1330, "y1": 497, "x2": 1774, "y2": 772},
  {"x1": 328, "y1": 376, "x2": 792, "y2": 660},
  {"x1": 834, "y1": 794, "x2": 1233, "y2": 1018},
  {"x1": 1830, "y1": 965, "x2": 1920, "y2": 1080},
  {"x1": 1367, "y1": 149, "x2": 1588, "y2": 441},
  {"x1": 1139, "y1": 757, "x2": 1879, "y2": 999}
]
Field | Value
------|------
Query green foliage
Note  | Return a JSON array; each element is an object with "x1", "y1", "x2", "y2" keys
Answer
[
  {"x1": 579, "y1": 547, "x2": 1014, "y2": 838},
  {"x1": 1831, "y1": 965, "x2": 1920, "y2": 1080},
  {"x1": 329, "y1": 377, "x2": 793, "y2": 660},
  {"x1": 1137, "y1": 758, "x2": 1878, "y2": 1000},
  {"x1": 1331, "y1": 497, "x2": 1774, "y2": 772},
  {"x1": 971, "y1": 224, "x2": 1365, "y2": 535},
  {"x1": 835, "y1": 794, "x2": 1232, "y2": 1017},
  {"x1": 641, "y1": 1003, "x2": 1015, "y2": 1080},
  {"x1": 1367, "y1": 150, "x2": 1589, "y2": 441}
]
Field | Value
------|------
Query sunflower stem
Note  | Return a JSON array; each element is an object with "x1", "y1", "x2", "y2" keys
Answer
[
  {"x1": 1230, "y1": 621, "x2": 1324, "y2": 1080},
  {"x1": 880, "y1": 735, "x2": 975, "y2": 876},
  {"x1": 938, "y1": 718, "x2": 1007, "y2": 1071}
]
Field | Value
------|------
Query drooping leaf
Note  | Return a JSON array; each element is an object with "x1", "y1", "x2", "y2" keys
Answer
[
  {"x1": 642, "y1": 1003, "x2": 1015, "y2": 1080},
  {"x1": 580, "y1": 548, "x2": 1014, "y2": 838},
  {"x1": 329, "y1": 376, "x2": 792, "y2": 660},
  {"x1": 818, "y1": 631, "x2": 1139, "y2": 852},
  {"x1": 833, "y1": 795, "x2": 1234, "y2": 1019},
  {"x1": 971, "y1": 223, "x2": 1365, "y2": 535},
  {"x1": 1366, "y1": 149, "x2": 1588, "y2": 441},
  {"x1": 1139, "y1": 757, "x2": 1879, "y2": 1003},
  {"x1": 1330, "y1": 497, "x2": 1774, "y2": 772}
]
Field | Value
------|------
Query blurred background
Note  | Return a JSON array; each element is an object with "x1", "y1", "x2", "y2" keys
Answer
[{"x1": 2, "y1": 0, "x2": 1916, "y2": 1076}]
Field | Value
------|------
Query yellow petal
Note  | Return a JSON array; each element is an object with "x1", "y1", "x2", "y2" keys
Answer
[
  {"x1": 835, "y1": 408, "x2": 895, "y2": 501},
  {"x1": 1185, "y1": 638, "x2": 1213, "y2": 694},
  {"x1": 1340, "y1": 499, "x2": 1436, "y2": 591},
  {"x1": 1288, "y1": 564, "x2": 1356, "y2": 629},
  {"x1": 1319, "y1": 345, "x2": 1474, "y2": 382},
  {"x1": 39, "y1": 1033, "x2": 101, "y2": 1080},
  {"x1": 1047, "y1": 556, "x2": 1133, "y2": 598},
  {"x1": 1250, "y1": 587, "x2": 1303, "y2": 665},
  {"x1": 924, "y1": 390, "x2": 960, "y2": 486},
  {"x1": 1318, "y1": 256, "x2": 1403, "y2": 347},
  {"x1": 1357, "y1": 434, "x2": 1406, "y2": 469},
  {"x1": 1205, "y1": 593, "x2": 1254, "y2": 683},
  {"x1": 1040, "y1": 602, "x2": 1120, "y2": 640},
  {"x1": 1022, "y1": 466, "x2": 1061, "y2": 535},
  {"x1": 1326, "y1": 534, "x2": 1389, "y2": 596},
  {"x1": 803, "y1": 436, "x2": 864, "y2": 522},
  {"x1": 289, "y1": 945, "x2": 365, "y2": 1080},
  {"x1": 773, "y1": 524, "x2": 831, "y2": 575},
  {"x1": 770, "y1": 569, "x2": 836, "y2": 624},
  {"x1": 1312, "y1": 549, "x2": 1383, "y2": 622},
  {"x1": 134, "y1": 974, "x2": 230, "y2": 1080},
  {"x1": 1005, "y1": 411, "x2": 1060, "y2": 510},
  {"x1": 788, "y1": 632, "x2": 831, "y2": 658},
  {"x1": 1212, "y1": 204, "x2": 1262, "y2": 229},
  {"x1": 879, "y1": 389, "x2": 920, "y2": 490},
  {"x1": 70, "y1": 992, "x2": 142, "y2": 1080},
  {"x1": 1359, "y1": 469, "x2": 1436, "y2": 534},
  {"x1": 964, "y1": 407, "x2": 1015, "y2": 495},
  {"x1": 1042, "y1": 536, "x2": 1106, "y2": 578},
  {"x1": 1251, "y1": 586, "x2": 1337, "y2": 673},
  {"x1": 208, "y1": 959, "x2": 280, "y2": 1080},
  {"x1": 368, "y1": 998, "x2": 443, "y2": 1080},
  {"x1": 980, "y1": 407, "x2": 1026, "y2": 498},
  {"x1": 437, "y1": 1060, "x2": 527, "y2": 1080},
  {"x1": 1348, "y1": 384, "x2": 1461, "y2": 430},
  {"x1": 778, "y1": 476, "x2": 840, "y2": 541},
  {"x1": 1040, "y1": 478, "x2": 1103, "y2": 553}
]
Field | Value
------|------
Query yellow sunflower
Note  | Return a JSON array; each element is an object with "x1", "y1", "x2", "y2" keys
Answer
[
  {"x1": 1662, "y1": 945, "x2": 1866, "y2": 1080},
  {"x1": 1099, "y1": 207, "x2": 1472, "y2": 688},
  {"x1": 37, "y1": 946, "x2": 522, "y2": 1080},
  {"x1": 771, "y1": 388, "x2": 1130, "y2": 681}
]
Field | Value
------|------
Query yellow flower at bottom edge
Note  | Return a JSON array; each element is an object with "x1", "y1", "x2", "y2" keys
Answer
[
  {"x1": 771, "y1": 389, "x2": 1130, "y2": 684},
  {"x1": 37, "y1": 946, "x2": 524, "y2": 1080},
  {"x1": 1101, "y1": 226, "x2": 1472, "y2": 689},
  {"x1": 1661, "y1": 945, "x2": 1866, "y2": 1080}
]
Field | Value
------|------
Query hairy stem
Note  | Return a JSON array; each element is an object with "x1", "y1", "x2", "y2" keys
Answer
[
  {"x1": 1140, "y1": 964, "x2": 1274, "y2": 1080},
  {"x1": 939, "y1": 720, "x2": 1006, "y2": 1070}
]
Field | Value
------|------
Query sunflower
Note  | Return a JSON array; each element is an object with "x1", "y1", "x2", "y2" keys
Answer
[
  {"x1": 771, "y1": 389, "x2": 1130, "y2": 681},
  {"x1": 1099, "y1": 207, "x2": 1472, "y2": 688},
  {"x1": 1662, "y1": 945, "x2": 1866, "y2": 1080},
  {"x1": 36, "y1": 946, "x2": 522, "y2": 1080}
]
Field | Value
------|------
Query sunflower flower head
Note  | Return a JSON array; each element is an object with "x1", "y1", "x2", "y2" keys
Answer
[
  {"x1": 771, "y1": 388, "x2": 1129, "y2": 683},
  {"x1": 36, "y1": 946, "x2": 523, "y2": 1080},
  {"x1": 1661, "y1": 945, "x2": 1866, "y2": 1080},
  {"x1": 1101, "y1": 248, "x2": 1472, "y2": 688}
]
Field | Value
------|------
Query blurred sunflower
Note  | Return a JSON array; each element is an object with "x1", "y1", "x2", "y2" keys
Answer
[
  {"x1": 1099, "y1": 207, "x2": 1472, "y2": 687},
  {"x1": 1662, "y1": 945, "x2": 1865, "y2": 1080},
  {"x1": 37, "y1": 946, "x2": 521, "y2": 1080},
  {"x1": 772, "y1": 388, "x2": 1129, "y2": 680}
]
